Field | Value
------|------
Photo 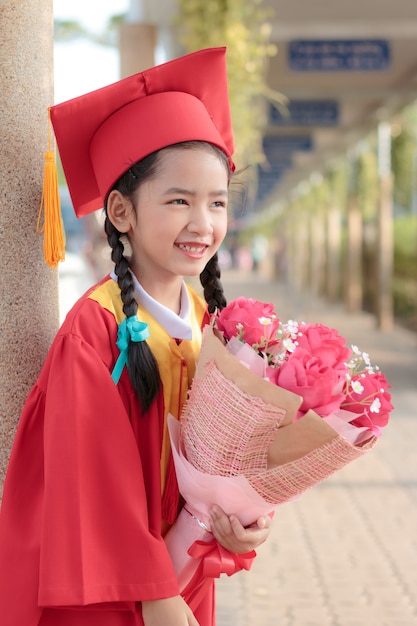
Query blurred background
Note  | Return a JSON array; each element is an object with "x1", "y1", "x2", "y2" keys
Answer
[
  {"x1": 1, "y1": 4, "x2": 415, "y2": 624},
  {"x1": 54, "y1": 0, "x2": 417, "y2": 334},
  {"x1": 55, "y1": 8, "x2": 417, "y2": 626}
]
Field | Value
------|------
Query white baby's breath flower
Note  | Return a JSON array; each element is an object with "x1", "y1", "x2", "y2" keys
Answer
[
  {"x1": 362, "y1": 352, "x2": 371, "y2": 366},
  {"x1": 351, "y1": 345, "x2": 361, "y2": 355},
  {"x1": 370, "y1": 398, "x2": 381, "y2": 413},
  {"x1": 285, "y1": 320, "x2": 299, "y2": 335},
  {"x1": 258, "y1": 316, "x2": 273, "y2": 326},
  {"x1": 351, "y1": 380, "x2": 364, "y2": 394},
  {"x1": 283, "y1": 338, "x2": 297, "y2": 353}
]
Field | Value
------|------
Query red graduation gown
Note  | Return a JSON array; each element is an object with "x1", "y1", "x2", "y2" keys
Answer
[{"x1": 0, "y1": 276, "x2": 213, "y2": 626}]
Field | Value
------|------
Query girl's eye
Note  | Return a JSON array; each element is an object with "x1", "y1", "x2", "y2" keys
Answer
[
  {"x1": 170, "y1": 198, "x2": 187, "y2": 205},
  {"x1": 212, "y1": 200, "x2": 227, "y2": 209}
]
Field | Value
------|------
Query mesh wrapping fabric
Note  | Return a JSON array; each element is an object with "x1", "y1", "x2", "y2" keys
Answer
[
  {"x1": 181, "y1": 360, "x2": 286, "y2": 476},
  {"x1": 246, "y1": 433, "x2": 375, "y2": 503},
  {"x1": 179, "y1": 326, "x2": 377, "y2": 505}
]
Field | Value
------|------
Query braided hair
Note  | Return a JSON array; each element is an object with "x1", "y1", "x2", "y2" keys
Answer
[
  {"x1": 104, "y1": 141, "x2": 230, "y2": 413},
  {"x1": 199, "y1": 252, "x2": 227, "y2": 314}
]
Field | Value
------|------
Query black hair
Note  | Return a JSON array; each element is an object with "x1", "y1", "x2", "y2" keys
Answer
[{"x1": 104, "y1": 141, "x2": 230, "y2": 413}]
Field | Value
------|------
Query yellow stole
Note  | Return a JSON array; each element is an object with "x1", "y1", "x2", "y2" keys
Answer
[{"x1": 88, "y1": 278, "x2": 206, "y2": 491}]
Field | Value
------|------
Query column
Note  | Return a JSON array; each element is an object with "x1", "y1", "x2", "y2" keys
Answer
[
  {"x1": 344, "y1": 193, "x2": 363, "y2": 313},
  {"x1": 309, "y1": 205, "x2": 326, "y2": 297},
  {"x1": 0, "y1": 1, "x2": 58, "y2": 490},
  {"x1": 119, "y1": 22, "x2": 157, "y2": 77},
  {"x1": 119, "y1": 0, "x2": 157, "y2": 77},
  {"x1": 119, "y1": 0, "x2": 181, "y2": 78},
  {"x1": 326, "y1": 204, "x2": 342, "y2": 302},
  {"x1": 376, "y1": 122, "x2": 394, "y2": 331}
]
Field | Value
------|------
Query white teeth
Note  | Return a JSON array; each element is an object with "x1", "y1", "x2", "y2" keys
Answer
[{"x1": 178, "y1": 244, "x2": 206, "y2": 253}]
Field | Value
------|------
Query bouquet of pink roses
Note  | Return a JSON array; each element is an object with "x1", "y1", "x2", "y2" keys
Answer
[
  {"x1": 165, "y1": 297, "x2": 393, "y2": 601},
  {"x1": 216, "y1": 297, "x2": 392, "y2": 445}
]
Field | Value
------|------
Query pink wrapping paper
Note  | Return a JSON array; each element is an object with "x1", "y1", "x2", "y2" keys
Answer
[
  {"x1": 166, "y1": 326, "x2": 377, "y2": 591},
  {"x1": 165, "y1": 416, "x2": 274, "y2": 592}
]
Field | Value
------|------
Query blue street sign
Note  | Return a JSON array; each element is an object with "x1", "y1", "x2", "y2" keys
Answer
[
  {"x1": 270, "y1": 100, "x2": 339, "y2": 126},
  {"x1": 256, "y1": 141, "x2": 294, "y2": 201},
  {"x1": 263, "y1": 134, "x2": 313, "y2": 153},
  {"x1": 256, "y1": 169, "x2": 284, "y2": 201},
  {"x1": 288, "y1": 40, "x2": 390, "y2": 71}
]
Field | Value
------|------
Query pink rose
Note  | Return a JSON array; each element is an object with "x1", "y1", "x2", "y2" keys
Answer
[
  {"x1": 216, "y1": 297, "x2": 280, "y2": 347},
  {"x1": 295, "y1": 323, "x2": 351, "y2": 378},
  {"x1": 342, "y1": 371, "x2": 393, "y2": 435},
  {"x1": 269, "y1": 347, "x2": 346, "y2": 416}
]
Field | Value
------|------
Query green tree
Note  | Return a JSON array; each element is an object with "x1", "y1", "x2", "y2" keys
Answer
[
  {"x1": 177, "y1": 0, "x2": 283, "y2": 169},
  {"x1": 54, "y1": 20, "x2": 88, "y2": 41},
  {"x1": 392, "y1": 127, "x2": 416, "y2": 212},
  {"x1": 356, "y1": 150, "x2": 379, "y2": 222}
]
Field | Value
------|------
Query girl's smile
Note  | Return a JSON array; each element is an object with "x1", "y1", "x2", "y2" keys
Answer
[
  {"x1": 109, "y1": 146, "x2": 229, "y2": 308},
  {"x1": 175, "y1": 242, "x2": 210, "y2": 259}
]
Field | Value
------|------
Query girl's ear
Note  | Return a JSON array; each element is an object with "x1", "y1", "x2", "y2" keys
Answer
[{"x1": 106, "y1": 190, "x2": 135, "y2": 233}]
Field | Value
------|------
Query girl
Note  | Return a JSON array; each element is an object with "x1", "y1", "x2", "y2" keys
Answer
[{"x1": 0, "y1": 48, "x2": 270, "y2": 626}]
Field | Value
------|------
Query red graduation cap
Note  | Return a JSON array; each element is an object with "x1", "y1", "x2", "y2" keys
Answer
[{"x1": 50, "y1": 47, "x2": 234, "y2": 219}]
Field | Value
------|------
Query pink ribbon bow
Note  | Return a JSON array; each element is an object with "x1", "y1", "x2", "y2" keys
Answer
[
  {"x1": 181, "y1": 539, "x2": 256, "y2": 611},
  {"x1": 188, "y1": 539, "x2": 256, "y2": 578}
]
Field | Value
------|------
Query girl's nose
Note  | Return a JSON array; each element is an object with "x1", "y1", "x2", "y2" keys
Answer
[{"x1": 187, "y1": 208, "x2": 214, "y2": 235}]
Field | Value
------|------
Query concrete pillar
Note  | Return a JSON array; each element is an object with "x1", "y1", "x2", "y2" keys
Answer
[
  {"x1": 376, "y1": 174, "x2": 394, "y2": 330},
  {"x1": 119, "y1": 22, "x2": 157, "y2": 77},
  {"x1": 119, "y1": 0, "x2": 182, "y2": 78},
  {"x1": 119, "y1": 0, "x2": 156, "y2": 77},
  {"x1": 309, "y1": 207, "x2": 326, "y2": 297},
  {"x1": 294, "y1": 212, "x2": 309, "y2": 291},
  {"x1": 0, "y1": 1, "x2": 58, "y2": 490},
  {"x1": 288, "y1": 217, "x2": 297, "y2": 286},
  {"x1": 376, "y1": 122, "x2": 394, "y2": 331},
  {"x1": 344, "y1": 194, "x2": 363, "y2": 313},
  {"x1": 326, "y1": 204, "x2": 342, "y2": 302}
]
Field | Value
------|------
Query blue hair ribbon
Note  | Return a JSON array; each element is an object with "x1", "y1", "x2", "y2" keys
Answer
[{"x1": 111, "y1": 315, "x2": 150, "y2": 384}]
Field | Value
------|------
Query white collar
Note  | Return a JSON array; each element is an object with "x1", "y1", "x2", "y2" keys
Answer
[{"x1": 110, "y1": 270, "x2": 193, "y2": 340}]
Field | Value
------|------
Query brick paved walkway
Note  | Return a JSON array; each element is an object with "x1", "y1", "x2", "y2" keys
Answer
[
  {"x1": 59, "y1": 262, "x2": 417, "y2": 625},
  {"x1": 215, "y1": 271, "x2": 417, "y2": 626}
]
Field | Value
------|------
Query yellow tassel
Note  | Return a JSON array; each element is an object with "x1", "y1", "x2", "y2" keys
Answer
[{"x1": 37, "y1": 108, "x2": 65, "y2": 268}]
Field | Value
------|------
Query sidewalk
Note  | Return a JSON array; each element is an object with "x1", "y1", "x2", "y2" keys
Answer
[
  {"x1": 215, "y1": 270, "x2": 417, "y2": 626},
  {"x1": 59, "y1": 261, "x2": 417, "y2": 625}
]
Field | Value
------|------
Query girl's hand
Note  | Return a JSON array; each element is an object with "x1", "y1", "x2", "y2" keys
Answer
[
  {"x1": 210, "y1": 505, "x2": 272, "y2": 554},
  {"x1": 141, "y1": 595, "x2": 199, "y2": 626}
]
